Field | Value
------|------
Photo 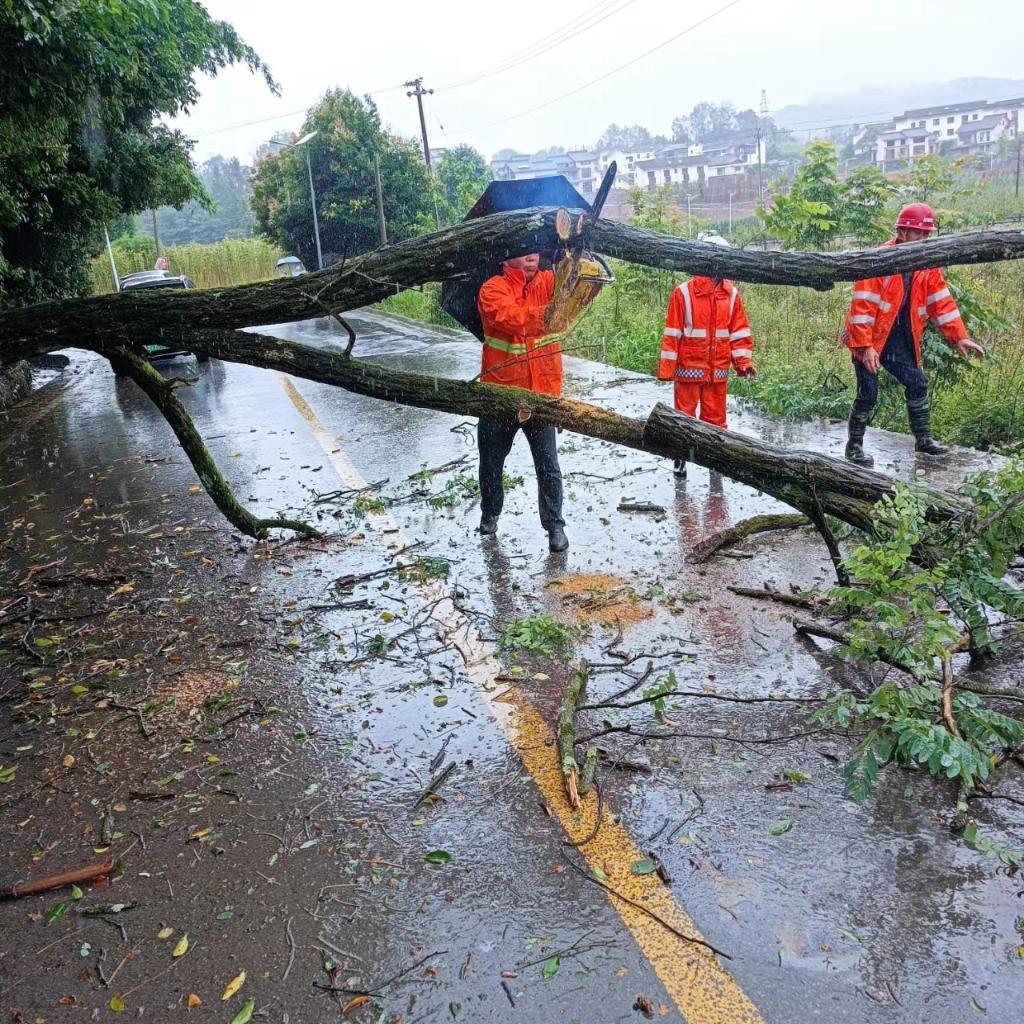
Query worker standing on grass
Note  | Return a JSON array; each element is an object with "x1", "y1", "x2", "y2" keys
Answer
[
  {"x1": 842, "y1": 202, "x2": 985, "y2": 467},
  {"x1": 476, "y1": 253, "x2": 569, "y2": 553},
  {"x1": 657, "y1": 232, "x2": 756, "y2": 478}
]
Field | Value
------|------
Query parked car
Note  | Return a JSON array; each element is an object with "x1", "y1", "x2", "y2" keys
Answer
[
  {"x1": 276, "y1": 255, "x2": 306, "y2": 278},
  {"x1": 109, "y1": 270, "x2": 209, "y2": 376}
]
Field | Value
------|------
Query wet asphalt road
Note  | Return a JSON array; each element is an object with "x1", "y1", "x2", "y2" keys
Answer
[{"x1": 1, "y1": 310, "x2": 1022, "y2": 1024}]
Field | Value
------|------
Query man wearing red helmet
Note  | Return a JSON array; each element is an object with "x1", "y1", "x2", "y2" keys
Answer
[{"x1": 841, "y1": 202, "x2": 985, "y2": 466}]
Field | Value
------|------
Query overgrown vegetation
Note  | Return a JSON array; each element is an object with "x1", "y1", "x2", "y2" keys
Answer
[{"x1": 89, "y1": 237, "x2": 283, "y2": 292}]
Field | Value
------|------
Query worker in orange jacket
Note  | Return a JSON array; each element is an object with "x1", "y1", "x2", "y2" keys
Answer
[
  {"x1": 843, "y1": 202, "x2": 985, "y2": 466},
  {"x1": 657, "y1": 232, "x2": 756, "y2": 477},
  {"x1": 476, "y1": 253, "x2": 569, "y2": 552}
]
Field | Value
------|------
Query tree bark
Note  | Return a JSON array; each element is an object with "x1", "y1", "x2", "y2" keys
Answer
[{"x1": 1, "y1": 210, "x2": 1022, "y2": 365}]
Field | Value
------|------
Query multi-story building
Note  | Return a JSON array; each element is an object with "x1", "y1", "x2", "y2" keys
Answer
[{"x1": 862, "y1": 96, "x2": 1022, "y2": 166}]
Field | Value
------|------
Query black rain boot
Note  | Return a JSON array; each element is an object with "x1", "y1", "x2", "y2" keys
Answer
[
  {"x1": 844, "y1": 414, "x2": 874, "y2": 467},
  {"x1": 547, "y1": 525, "x2": 569, "y2": 553},
  {"x1": 908, "y1": 397, "x2": 947, "y2": 457}
]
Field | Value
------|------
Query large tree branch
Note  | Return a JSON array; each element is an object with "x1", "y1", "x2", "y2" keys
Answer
[
  {"x1": 1, "y1": 210, "x2": 1022, "y2": 365},
  {"x1": 113, "y1": 347, "x2": 321, "y2": 539},
  {"x1": 161, "y1": 327, "x2": 966, "y2": 534}
]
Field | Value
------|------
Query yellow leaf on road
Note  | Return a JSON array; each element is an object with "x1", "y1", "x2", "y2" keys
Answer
[
  {"x1": 187, "y1": 993, "x2": 201, "y2": 1009},
  {"x1": 172, "y1": 934, "x2": 189, "y2": 957},
  {"x1": 188, "y1": 485, "x2": 202, "y2": 494},
  {"x1": 157, "y1": 927, "x2": 174, "y2": 939},
  {"x1": 222, "y1": 970, "x2": 246, "y2": 1001},
  {"x1": 110, "y1": 583, "x2": 134, "y2": 597},
  {"x1": 62, "y1": 755, "x2": 75, "y2": 768}
]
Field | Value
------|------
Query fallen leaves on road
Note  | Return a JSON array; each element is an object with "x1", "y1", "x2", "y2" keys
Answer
[
  {"x1": 222, "y1": 970, "x2": 246, "y2": 1000},
  {"x1": 546, "y1": 573, "x2": 652, "y2": 629}
]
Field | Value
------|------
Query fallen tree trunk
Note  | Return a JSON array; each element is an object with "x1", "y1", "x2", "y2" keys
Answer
[
  {"x1": 1, "y1": 210, "x2": 1022, "y2": 365},
  {"x1": 106, "y1": 327, "x2": 964, "y2": 538}
]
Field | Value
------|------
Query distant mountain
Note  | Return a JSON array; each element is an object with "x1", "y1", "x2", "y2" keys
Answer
[{"x1": 773, "y1": 77, "x2": 1024, "y2": 134}]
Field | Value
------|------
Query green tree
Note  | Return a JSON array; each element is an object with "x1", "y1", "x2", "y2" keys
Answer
[
  {"x1": 144, "y1": 155, "x2": 256, "y2": 245},
  {"x1": 434, "y1": 145, "x2": 491, "y2": 225},
  {"x1": 250, "y1": 89, "x2": 432, "y2": 265},
  {"x1": 760, "y1": 140, "x2": 843, "y2": 249},
  {"x1": 840, "y1": 165, "x2": 900, "y2": 244},
  {"x1": 0, "y1": 0, "x2": 274, "y2": 308}
]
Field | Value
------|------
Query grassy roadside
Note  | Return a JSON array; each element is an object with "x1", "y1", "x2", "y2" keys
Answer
[{"x1": 378, "y1": 260, "x2": 1024, "y2": 451}]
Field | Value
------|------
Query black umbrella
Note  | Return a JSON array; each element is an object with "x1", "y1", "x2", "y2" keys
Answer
[{"x1": 440, "y1": 171, "x2": 612, "y2": 342}]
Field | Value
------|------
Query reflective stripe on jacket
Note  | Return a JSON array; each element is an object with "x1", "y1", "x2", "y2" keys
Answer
[
  {"x1": 477, "y1": 267, "x2": 561, "y2": 396},
  {"x1": 657, "y1": 277, "x2": 753, "y2": 384},
  {"x1": 842, "y1": 239, "x2": 967, "y2": 366}
]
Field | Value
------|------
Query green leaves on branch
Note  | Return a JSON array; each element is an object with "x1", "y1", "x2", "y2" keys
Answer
[
  {"x1": 815, "y1": 685, "x2": 1023, "y2": 802},
  {"x1": 817, "y1": 462, "x2": 1024, "y2": 803}
]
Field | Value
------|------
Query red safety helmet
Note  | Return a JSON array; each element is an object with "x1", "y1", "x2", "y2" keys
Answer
[{"x1": 896, "y1": 202, "x2": 937, "y2": 233}]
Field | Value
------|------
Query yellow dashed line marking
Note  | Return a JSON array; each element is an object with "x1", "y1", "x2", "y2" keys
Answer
[{"x1": 280, "y1": 374, "x2": 762, "y2": 1023}]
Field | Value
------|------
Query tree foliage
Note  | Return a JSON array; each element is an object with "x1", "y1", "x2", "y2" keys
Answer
[
  {"x1": 760, "y1": 141, "x2": 897, "y2": 249},
  {"x1": 595, "y1": 123, "x2": 666, "y2": 152},
  {"x1": 816, "y1": 463, "x2": 1024, "y2": 803},
  {"x1": 141, "y1": 156, "x2": 256, "y2": 245},
  {"x1": 250, "y1": 89, "x2": 432, "y2": 265},
  {"x1": 0, "y1": 0, "x2": 274, "y2": 308},
  {"x1": 434, "y1": 145, "x2": 491, "y2": 226}
]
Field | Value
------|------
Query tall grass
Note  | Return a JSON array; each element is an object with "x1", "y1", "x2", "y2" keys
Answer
[{"x1": 90, "y1": 237, "x2": 284, "y2": 293}]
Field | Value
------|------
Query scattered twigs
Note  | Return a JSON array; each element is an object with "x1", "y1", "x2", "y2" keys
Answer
[
  {"x1": 282, "y1": 915, "x2": 297, "y2": 982},
  {"x1": 687, "y1": 513, "x2": 810, "y2": 563},
  {"x1": 617, "y1": 501, "x2": 666, "y2": 517},
  {"x1": 1, "y1": 858, "x2": 114, "y2": 900},
  {"x1": 727, "y1": 584, "x2": 826, "y2": 612},
  {"x1": 314, "y1": 949, "x2": 448, "y2": 997},
  {"x1": 581, "y1": 689, "x2": 822, "y2": 713},
  {"x1": 562, "y1": 781, "x2": 603, "y2": 849},
  {"x1": 941, "y1": 656, "x2": 961, "y2": 737},
  {"x1": 413, "y1": 761, "x2": 456, "y2": 809},
  {"x1": 801, "y1": 496, "x2": 850, "y2": 587},
  {"x1": 577, "y1": 723, "x2": 826, "y2": 746},
  {"x1": 512, "y1": 930, "x2": 615, "y2": 970},
  {"x1": 558, "y1": 663, "x2": 592, "y2": 810},
  {"x1": 559, "y1": 850, "x2": 731, "y2": 960}
]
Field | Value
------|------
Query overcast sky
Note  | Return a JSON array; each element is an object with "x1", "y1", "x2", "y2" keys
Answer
[{"x1": 173, "y1": 0, "x2": 1023, "y2": 164}]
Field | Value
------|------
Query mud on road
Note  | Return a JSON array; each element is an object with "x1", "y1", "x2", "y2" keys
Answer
[{"x1": 1, "y1": 313, "x2": 1022, "y2": 1023}]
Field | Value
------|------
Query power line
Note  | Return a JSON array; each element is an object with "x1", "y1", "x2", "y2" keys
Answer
[
  {"x1": 438, "y1": 0, "x2": 638, "y2": 91},
  {"x1": 446, "y1": 0, "x2": 744, "y2": 138},
  {"x1": 187, "y1": 80, "x2": 409, "y2": 140}
]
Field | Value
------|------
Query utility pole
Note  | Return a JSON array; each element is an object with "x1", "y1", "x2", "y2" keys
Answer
[
  {"x1": 373, "y1": 152, "x2": 388, "y2": 246},
  {"x1": 405, "y1": 77, "x2": 434, "y2": 171},
  {"x1": 405, "y1": 77, "x2": 440, "y2": 228},
  {"x1": 756, "y1": 89, "x2": 769, "y2": 205},
  {"x1": 728, "y1": 191, "x2": 735, "y2": 235},
  {"x1": 1016, "y1": 127, "x2": 1021, "y2": 198},
  {"x1": 150, "y1": 209, "x2": 160, "y2": 258}
]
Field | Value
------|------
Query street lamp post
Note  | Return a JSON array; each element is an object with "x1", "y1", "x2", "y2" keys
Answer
[
  {"x1": 728, "y1": 191, "x2": 736, "y2": 235},
  {"x1": 684, "y1": 193, "x2": 695, "y2": 236},
  {"x1": 268, "y1": 131, "x2": 323, "y2": 271}
]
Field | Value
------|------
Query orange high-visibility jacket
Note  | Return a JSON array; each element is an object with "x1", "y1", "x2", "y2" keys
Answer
[
  {"x1": 657, "y1": 277, "x2": 753, "y2": 384},
  {"x1": 477, "y1": 267, "x2": 561, "y2": 396},
  {"x1": 843, "y1": 240, "x2": 967, "y2": 365}
]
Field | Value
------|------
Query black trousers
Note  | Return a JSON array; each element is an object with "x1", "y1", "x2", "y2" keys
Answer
[
  {"x1": 851, "y1": 331, "x2": 931, "y2": 436},
  {"x1": 478, "y1": 417, "x2": 564, "y2": 530}
]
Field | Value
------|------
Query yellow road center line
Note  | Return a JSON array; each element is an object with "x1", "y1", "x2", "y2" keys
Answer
[{"x1": 279, "y1": 374, "x2": 762, "y2": 1024}]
